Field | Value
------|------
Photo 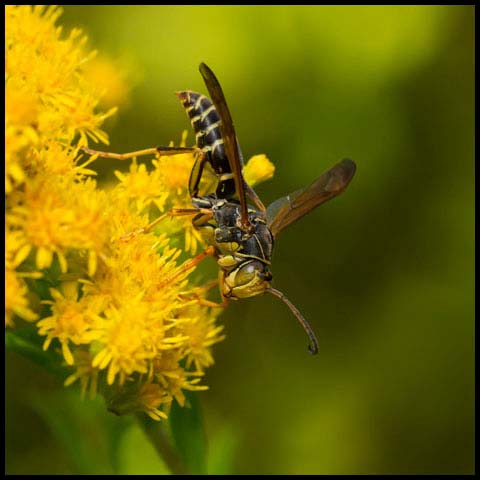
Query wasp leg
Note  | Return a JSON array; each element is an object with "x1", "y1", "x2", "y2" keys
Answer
[
  {"x1": 119, "y1": 207, "x2": 213, "y2": 241},
  {"x1": 191, "y1": 278, "x2": 220, "y2": 294},
  {"x1": 156, "y1": 245, "x2": 217, "y2": 290},
  {"x1": 82, "y1": 145, "x2": 202, "y2": 161},
  {"x1": 179, "y1": 292, "x2": 229, "y2": 309},
  {"x1": 190, "y1": 297, "x2": 229, "y2": 308}
]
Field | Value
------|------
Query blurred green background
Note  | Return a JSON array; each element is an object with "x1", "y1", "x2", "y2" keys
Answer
[{"x1": 6, "y1": 5, "x2": 474, "y2": 474}]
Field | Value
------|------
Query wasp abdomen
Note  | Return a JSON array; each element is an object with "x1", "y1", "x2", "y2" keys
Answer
[{"x1": 176, "y1": 90, "x2": 235, "y2": 198}]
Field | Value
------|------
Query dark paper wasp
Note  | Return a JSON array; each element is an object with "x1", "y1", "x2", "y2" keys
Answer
[{"x1": 83, "y1": 63, "x2": 356, "y2": 354}]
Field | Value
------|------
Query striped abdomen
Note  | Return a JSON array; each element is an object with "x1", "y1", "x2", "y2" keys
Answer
[{"x1": 176, "y1": 90, "x2": 236, "y2": 198}]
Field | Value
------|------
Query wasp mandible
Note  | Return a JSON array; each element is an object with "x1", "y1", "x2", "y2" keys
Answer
[{"x1": 83, "y1": 63, "x2": 356, "y2": 355}]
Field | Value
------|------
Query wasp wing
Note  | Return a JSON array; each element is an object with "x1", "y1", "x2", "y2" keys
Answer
[
  {"x1": 199, "y1": 62, "x2": 251, "y2": 229},
  {"x1": 267, "y1": 158, "x2": 356, "y2": 238}
]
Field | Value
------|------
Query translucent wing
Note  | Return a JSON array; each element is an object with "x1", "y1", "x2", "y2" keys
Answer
[
  {"x1": 267, "y1": 158, "x2": 356, "y2": 238},
  {"x1": 199, "y1": 62, "x2": 251, "y2": 230}
]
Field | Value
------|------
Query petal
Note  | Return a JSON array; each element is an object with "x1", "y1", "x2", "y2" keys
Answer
[
  {"x1": 62, "y1": 342, "x2": 75, "y2": 365},
  {"x1": 57, "y1": 250, "x2": 68, "y2": 273},
  {"x1": 88, "y1": 250, "x2": 97, "y2": 277},
  {"x1": 13, "y1": 244, "x2": 32, "y2": 267},
  {"x1": 36, "y1": 247, "x2": 53, "y2": 270}
]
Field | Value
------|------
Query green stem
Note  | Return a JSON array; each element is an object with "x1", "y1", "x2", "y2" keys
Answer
[{"x1": 136, "y1": 413, "x2": 189, "y2": 475}]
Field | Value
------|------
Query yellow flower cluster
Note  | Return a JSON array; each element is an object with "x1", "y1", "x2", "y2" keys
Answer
[
  {"x1": 4, "y1": 5, "x2": 212, "y2": 420},
  {"x1": 5, "y1": 5, "x2": 275, "y2": 421}
]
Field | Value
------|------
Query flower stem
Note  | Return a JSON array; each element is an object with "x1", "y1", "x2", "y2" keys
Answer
[{"x1": 136, "y1": 413, "x2": 189, "y2": 475}]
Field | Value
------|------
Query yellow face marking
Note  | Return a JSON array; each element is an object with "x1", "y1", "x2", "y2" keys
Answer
[
  {"x1": 223, "y1": 263, "x2": 270, "y2": 299},
  {"x1": 217, "y1": 255, "x2": 238, "y2": 268},
  {"x1": 228, "y1": 242, "x2": 239, "y2": 251}
]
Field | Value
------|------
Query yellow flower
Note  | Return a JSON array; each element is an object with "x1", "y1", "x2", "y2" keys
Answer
[
  {"x1": 37, "y1": 142, "x2": 100, "y2": 180},
  {"x1": 114, "y1": 159, "x2": 169, "y2": 213},
  {"x1": 83, "y1": 224, "x2": 220, "y2": 388},
  {"x1": 177, "y1": 303, "x2": 225, "y2": 371},
  {"x1": 83, "y1": 54, "x2": 133, "y2": 109},
  {"x1": 92, "y1": 302, "x2": 159, "y2": 386},
  {"x1": 5, "y1": 5, "x2": 275, "y2": 422},
  {"x1": 5, "y1": 228, "x2": 31, "y2": 271},
  {"x1": 5, "y1": 86, "x2": 39, "y2": 193},
  {"x1": 153, "y1": 351, "x2": 208, "y2": 408},
  {"x1": 5, "y1": 5, "x2": 117, "y2": 189},
  {"x1": 154, "y1": 152, "x2": 195, "y2": 198},
  {"x1": 5, "y1": 269, "x2": 39, "y2": 327},
  {"x1": 38, "y1": 287, "x2": 103, "y2": 365},
  {"x1": 64, "y1": 350, "x2": 100, "y2": 400},
  {"x1": 137, "y1": 383, "x2": 170, "y2": 421},
  {"x1": 9, "y1": 176, "x2": 109, "y2": 274},
  {"x1": 243, "y1": 154, "x2": 275, "y2": 187}
]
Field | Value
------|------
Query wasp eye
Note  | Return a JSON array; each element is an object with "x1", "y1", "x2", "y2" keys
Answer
[
  {"x1": 263, "y1": 271, "x2": 273, "y2": 281},
  {"x1": 235, "y1": 262, "x2": 258, "y2": 286}
]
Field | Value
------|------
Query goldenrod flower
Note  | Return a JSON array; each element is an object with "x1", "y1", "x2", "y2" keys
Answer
[
  {"x1": 244, "y1": 154, "x2": 275, "y2": 187},
  {"x1": 64, "y1": 350, "x2": 100, "y2": 400},
  {"x1": 83, "y1": 54, "x2": 133, "y2": 109},
  {"x1": 38, "y1": 287, "x2": 102, "y2": 365},
  {"x1": 177, "y1": 302, "x2": 225, "y2": 371},
  {"x1": 5, "y1": 5, "x2": 274, "y2": 422},
  {"x1": 5, "y1": 5, "x2": 116, "y2": 189},
  {"x1": 5, "y1": 269, "x2": 39, "y2": 326},
  {"x1": 114, "y1": 159, "x2": 169, "y2": 213},
  {"x1": 8, "y1": 175, "x2": 109, "y2": 273},
  {"x1": 153, "y1": 131, "x2": 196, "y2": 198},
  {"x1": 5, "y1": 228, "x2": 42, "y2": 326},
  {"x1": 153, "y1": 351, "x2": 208, "y2": 408},
  {"x1": 138, "y1": 383, "x2": 170, "y2": 421}
]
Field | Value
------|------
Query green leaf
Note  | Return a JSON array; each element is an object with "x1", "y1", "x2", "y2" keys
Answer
[{"x1": 169, "y1": 391, "x2": 207, "y2": 475}]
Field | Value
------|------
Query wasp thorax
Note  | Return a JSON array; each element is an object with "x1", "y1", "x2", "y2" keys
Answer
[{"x1": 223, "y1": 260, "x2": 272, "y2": 299}]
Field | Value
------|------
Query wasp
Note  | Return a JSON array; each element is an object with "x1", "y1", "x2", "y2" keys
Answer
[{"x1": 83, "y1": 63, "x2": 356, "y2": 354}]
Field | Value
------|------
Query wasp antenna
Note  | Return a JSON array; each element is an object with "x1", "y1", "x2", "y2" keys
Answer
[{"x1": 267, "y1": 287, "x2": 319, "y2": 355}]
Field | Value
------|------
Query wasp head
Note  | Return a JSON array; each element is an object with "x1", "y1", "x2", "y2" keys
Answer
[{"x1": 223, "y1": 260, "x2": 272, "y2": 299}]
